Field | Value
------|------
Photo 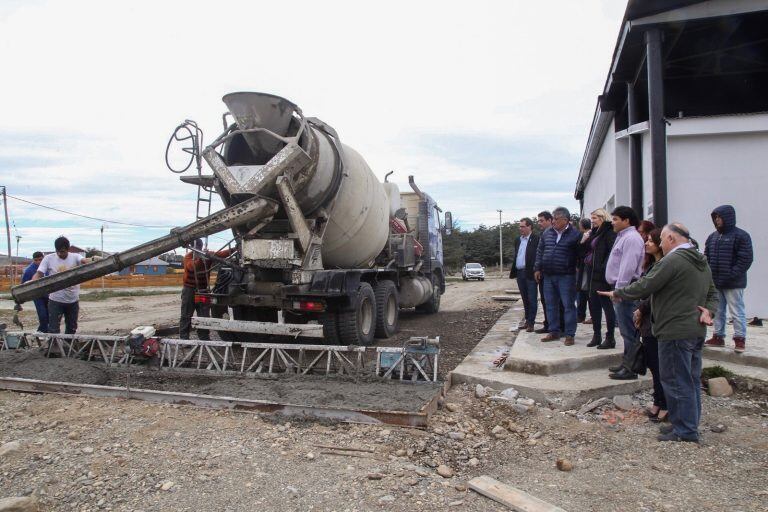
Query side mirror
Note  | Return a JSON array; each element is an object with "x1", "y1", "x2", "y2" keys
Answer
[{"x1": 444, "y1": 211, "x2": 453, "y2": 235}]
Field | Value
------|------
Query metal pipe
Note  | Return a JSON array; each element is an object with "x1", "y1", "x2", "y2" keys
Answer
[
  {"x1": 627, "y1": 81, "x2": 643, "y2": 217},
  {"x1": 646, "y1": 28, "x2": 668, "y2": 225},
  {"x1": 11, "y1": 196, "x2": 278, "y2": 304}
]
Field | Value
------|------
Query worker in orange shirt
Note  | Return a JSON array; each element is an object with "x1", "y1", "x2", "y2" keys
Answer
[{"x1": 179, "y1": 239, "x2": 232, "y2": 340}]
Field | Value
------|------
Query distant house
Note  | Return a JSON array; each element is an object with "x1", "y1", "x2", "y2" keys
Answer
[
  {"x1": 0, "y1": 256, "x2": 33, "y2": 278},
  {"x1": 118, "y1": 257, "x2": 169, "y2": 276}
]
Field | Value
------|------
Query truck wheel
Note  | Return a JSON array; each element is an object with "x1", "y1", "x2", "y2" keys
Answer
[
  {"x1": 416, "y1": 274, "x2": 441, "y2": 314},
  {"x1": 320, "y1": 311, "x2": 342, "y2": 345},
  {"x1": 338, "y1": 282, "x2": 376, "y2": 346},
  {"x1": 374, "y1": 280, "x2": 399, "y2": 339}
]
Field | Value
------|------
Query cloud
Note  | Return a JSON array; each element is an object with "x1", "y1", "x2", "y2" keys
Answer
[{"x1": 0, "y1": 0, "x2": 625, "y2": 255}]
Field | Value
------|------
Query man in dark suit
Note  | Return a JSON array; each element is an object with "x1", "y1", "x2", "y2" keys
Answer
[{"x1": 510, "y1": 217, "x2": 539, "y2": 332}]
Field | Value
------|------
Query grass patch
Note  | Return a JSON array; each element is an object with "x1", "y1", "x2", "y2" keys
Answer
[
  {"x1": 79, "y1": 289, "x2": 179, "y2": 302},
  {"x1": 701, "y1": 365, "x2": 735, "y2": 381}
]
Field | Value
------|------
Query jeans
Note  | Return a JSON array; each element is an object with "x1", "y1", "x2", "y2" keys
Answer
[
  {"x1": 658, "y1": 337, "x2": 704, "y2": 440},
  {"x1": 714, "y1": 288, "x2": 746, "y2": 338},
  {"x1": 542, "y1": 274, "x2": 577, "y2": 337},
  {"x1": 180, "y1": 286, "x2": 211, "y2": 340},
  {"x1": 614, "y1": 300, "x2": 640, "y2": 356},
  {"x1": 643, "y1": 335, "x2": 667, "y2": 409},
  {"x1": 516, "y1": 274, "x2": 538, "y2": 325},
  {"x1": 48, "y1": 300, "x2": 79, "y2": 334},
  {"x1": 33, "y1": 297, "x2": 49, "y2": 333},
  {"x1": 588, "y1": 292, "x2": 616, "y2": 336}
]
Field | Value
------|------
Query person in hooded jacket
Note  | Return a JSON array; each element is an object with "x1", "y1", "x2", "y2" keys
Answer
[{"x1": 704, "y1": 205, "x2": 753, "y2": 353}]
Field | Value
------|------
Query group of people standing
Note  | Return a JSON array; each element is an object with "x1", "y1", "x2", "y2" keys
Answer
[{"x1": 511, "y1": 204, "x2": 753, "y2": 443}]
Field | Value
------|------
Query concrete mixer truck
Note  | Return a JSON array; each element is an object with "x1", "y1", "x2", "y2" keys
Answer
[{"x1": 11, "y1": 92, "x2": 452, "y2": 346}]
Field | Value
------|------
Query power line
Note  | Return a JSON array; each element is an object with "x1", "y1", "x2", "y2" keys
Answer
[
  {"x1": 5, "y1": 192, "x2": 231, "y2": 243},
  {"x1": 7, "y1": 193, "x2": 176, "y2": 228}
]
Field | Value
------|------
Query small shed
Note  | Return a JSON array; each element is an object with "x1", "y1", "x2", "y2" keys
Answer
[{"x1": 119, "y1": 257, "x2": 169, "y2": 276}]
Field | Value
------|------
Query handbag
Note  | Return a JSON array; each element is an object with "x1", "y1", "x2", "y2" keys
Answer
[{"x1": 626, "y1": 339, "x2": 647, "y2": 376}]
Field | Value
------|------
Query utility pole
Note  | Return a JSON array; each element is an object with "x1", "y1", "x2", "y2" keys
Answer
[
  {"x1": 497, "y1": 209, "x2": 503, "y2": 277},
  {"x1": 100, "y1": 224, "x2": 105, "y2": 292},
  {"x1": 2, "y1": 187, "x2": 12, "y2": 286}
]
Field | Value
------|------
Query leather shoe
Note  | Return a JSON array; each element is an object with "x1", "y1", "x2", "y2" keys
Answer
[
  {"x1": 659, "y1": 424, "x2": 674, "y2": 434},
  {"x1": 657, "y1": 431, "x2": 698, "y2": 443},
  {"x1": 540, "y1": 333, "x2": 561, "y2": 342},
  {"x1": 608, "y1": 365, "x2": 623, "y2": 373},
  {"x1": 534, "y1": 327, "x2": 549, "y2": 334},
  {"x1": 586, "y1": 334, "x2": 601, "y2": 348},
  {"x1": 526, "y1": 325, "x2": 534, "y2": 333},
  {"x1": 596, "y1": 340, "x2": 616, "y2": 350},
  {"x1": 563, "y1": 336, "x2": 575, "y2": 346},
  {"x1": 609, "y1": 368, "x2": 637, "y2": 380}
]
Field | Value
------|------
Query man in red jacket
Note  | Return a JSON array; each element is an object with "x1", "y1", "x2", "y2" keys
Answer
[{"x1": 179, "y1": 239, "x2": 232, "y2": 340}]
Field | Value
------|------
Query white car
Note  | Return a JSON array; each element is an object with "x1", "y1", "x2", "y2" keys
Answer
[{"x1": 462, "y1": 263, "x2": 485, "y2": 281}]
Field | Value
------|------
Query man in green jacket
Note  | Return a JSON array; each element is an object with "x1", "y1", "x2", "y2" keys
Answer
[{"x1": 600, "y1": 223, "x2": 718, "y2": 443}]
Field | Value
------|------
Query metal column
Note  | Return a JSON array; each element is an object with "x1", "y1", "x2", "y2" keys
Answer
[
  {"x1": 627, "y1": 82, "x2": 643, "y2": 218},
  {"x1": 645, "y1": 28, "x2": 668, "y2": 226}
]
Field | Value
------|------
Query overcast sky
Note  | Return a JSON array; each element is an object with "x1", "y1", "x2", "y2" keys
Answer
[{"x1": 0, "y1": 0, "x2": 626, "y2": 257}]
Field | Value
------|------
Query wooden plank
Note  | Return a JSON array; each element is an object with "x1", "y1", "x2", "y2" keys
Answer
[{"x1": 468, "y1": 476, "x2": 568, "y2": 512}]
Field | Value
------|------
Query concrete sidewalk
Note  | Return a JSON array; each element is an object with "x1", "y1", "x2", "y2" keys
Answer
[
  {"x1": 450, "y1": 299, "x2": 768, "y2": 408},
  {"x1": 450, "y1": 304, "x2": 651, "y2": 409}
]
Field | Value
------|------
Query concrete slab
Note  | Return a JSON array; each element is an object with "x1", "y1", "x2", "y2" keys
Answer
[
  {"x1": 505, "y1": 325, "x2": 624, "y2": 375},
  {"x1": 702, "y1": 358, "x2": 768, "y2": 383},
  {"x1": 703, "y1": 322, "x2": 768, "y2": 369},
  {"x1": 450, "y1": 308, "x2": 651, "y2": 409}
]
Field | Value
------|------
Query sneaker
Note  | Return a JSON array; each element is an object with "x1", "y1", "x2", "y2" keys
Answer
[
  {"x1": 540, "y1": 333, "x2": 561, "y2": 342},
  {"x1": 564, "y1": 336, "x2": 575, "y2": 346},
  {"x1": 705, "y1": 334, "x2": 725, "y2": 347},
  {"x1": 733, "y1": 337, "x2": 745, "y2": 353}
]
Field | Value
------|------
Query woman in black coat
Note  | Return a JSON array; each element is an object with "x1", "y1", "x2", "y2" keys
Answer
[
  {"x1": 583, "y1": 209, "x2": 617, "y2": 348},
  {"x1": 634, "y1": 228, "x2": 667, "y2": 421}
]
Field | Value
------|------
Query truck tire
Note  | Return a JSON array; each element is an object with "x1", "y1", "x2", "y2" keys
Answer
[
  {"x1": 416, "y1": 274, "x2": 441, "y2": 314},
  {"x1": 338, "y1": 282, "x2": 376, "y2": 346},
  {"x1": 320, "y1": 311, "x2": 342, "y2": 345},
  {"x1": 374, "y1": 280, "x2": 399, "y2": 339}
]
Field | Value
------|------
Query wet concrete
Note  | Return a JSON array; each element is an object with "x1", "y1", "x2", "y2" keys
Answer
[{"x1": 0, "y1": 350, "x2": 440, "y2": 412}]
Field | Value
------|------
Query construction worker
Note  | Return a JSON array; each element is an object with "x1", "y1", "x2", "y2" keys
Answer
[
  {"x1": 22, "y1": 251, "x2": 49, "y2": 333},
  {"x1": 179, "y1": 239, "x2": 232, "y2": 340}
]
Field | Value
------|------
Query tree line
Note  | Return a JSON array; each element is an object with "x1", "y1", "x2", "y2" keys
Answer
[{"x1": 442, "y1": 215, "x2": 580, "y2": 274}]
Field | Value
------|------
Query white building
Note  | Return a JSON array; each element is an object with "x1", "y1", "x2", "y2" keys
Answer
[{"x1": 575, "y1": 0, "x2": 768, "y2": 317}]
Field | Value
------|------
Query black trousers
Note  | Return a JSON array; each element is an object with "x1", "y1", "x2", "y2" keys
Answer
[
  {"x1": 577, "y1": 289, "x2": 589, "y2": 320},
  {"x1": 48, "y1": 300, "x2": 79, "y2": 334},
  {"x1": 588, "y1": 291, "x2": 616, "y2": 336},
  {"x1": 643, "y1": 335, "x2": 667, "y2": 409},
  {"x1": 180, "y1": 286, "x2": 211, "y2": 340}
]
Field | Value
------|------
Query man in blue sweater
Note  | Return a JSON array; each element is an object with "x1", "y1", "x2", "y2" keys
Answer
[
  {"x1": 534, "y1": 207, "x2": 581, "y2": 346},
  {"x1": 704, "y1": 205, "x2": 753, "y2": 353},
  {"x1": 21, "y1": 251, "x2": 49, "y2": 333}
]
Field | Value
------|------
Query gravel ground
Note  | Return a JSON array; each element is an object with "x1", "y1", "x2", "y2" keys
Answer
[{"x1": 0, "y1": 385, "x2": 766, "y2": 511}]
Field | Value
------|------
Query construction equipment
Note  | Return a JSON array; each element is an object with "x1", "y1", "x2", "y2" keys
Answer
[{"x1": 11, "y1": 92, "x2": 452, "y2": 346}]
